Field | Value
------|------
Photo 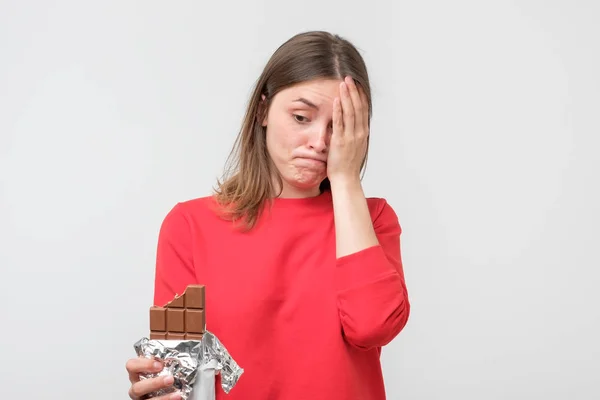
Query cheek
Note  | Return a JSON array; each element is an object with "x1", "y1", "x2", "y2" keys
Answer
[{"x1": 268, "y1": 121, "x2": 306, "y2": 156}]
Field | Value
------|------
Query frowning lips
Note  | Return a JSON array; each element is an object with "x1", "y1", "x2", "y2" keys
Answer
[{"x1": 294, "y1": 153, "x2": 327, "y2": 163}]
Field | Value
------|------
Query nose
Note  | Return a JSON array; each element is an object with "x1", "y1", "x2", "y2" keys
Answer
[{"x1": 308, "y1": 124, "x2": 329, "y2": 153}]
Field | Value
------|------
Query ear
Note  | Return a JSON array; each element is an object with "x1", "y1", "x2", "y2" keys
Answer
[{"x1": 260, "y1": 94, "x2": 268, "y2": 127}]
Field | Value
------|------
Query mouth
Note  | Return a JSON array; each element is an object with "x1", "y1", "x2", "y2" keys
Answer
[{"x1": 299, "y1": 157, "x2": 326, "y2": 163}]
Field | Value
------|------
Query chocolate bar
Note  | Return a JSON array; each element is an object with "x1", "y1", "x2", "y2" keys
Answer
[{"x1": 149, "y1": 284, "x2": 206, "y2": 340}]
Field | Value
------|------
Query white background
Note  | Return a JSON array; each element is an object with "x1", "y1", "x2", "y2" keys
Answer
[{"x1": 1, "y1": 0, "x2": 599, "y2": 398}]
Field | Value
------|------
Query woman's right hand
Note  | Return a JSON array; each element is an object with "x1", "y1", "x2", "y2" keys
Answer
[{"x1": 126, "y1": 356, "x2": 181, "y2": 400}]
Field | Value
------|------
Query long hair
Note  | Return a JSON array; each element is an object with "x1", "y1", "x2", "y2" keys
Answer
[{"x1": 213, "y1": 31, "x2": 373, "y2": 230}]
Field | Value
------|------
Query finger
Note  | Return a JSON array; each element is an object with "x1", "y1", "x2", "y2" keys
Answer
[
  {"x1": 126, "y1": 357, "x2": 163, "y2": 383},
  {"x1": 155, "y1": 392, "x2": 183, "y2": 400},
  {"x1": 339, "y1": 81, "x2": 354, "y2": 136},
  {"x1": 344, "y1": 76, "x2": 364, "y2": 133},
  {"x1": 129, "y1": 375, "x2": 176, "y2": 399},
  {"x1": 332, "y1": 97, "x2": 343, "y2": 138},
  {"x1": 358, "y1": 85, "x2": 370, "y2": 132}
]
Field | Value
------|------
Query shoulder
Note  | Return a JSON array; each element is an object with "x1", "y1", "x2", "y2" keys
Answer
[
  {"x1": 171, "y1": 195, "x2": 216, "y2": 215},
  {"x1": 366, "y1": 196, "x2": 402, "y2": 234},
  {"x1": 165, "y1": 194, "x2": 218, "y2": 217},
  {"x1": 366, "y1": 196, "x2": 398, "y2": 219},
  {"x1": 158, "y1": 195, "x2": 219, "y2": 234}
]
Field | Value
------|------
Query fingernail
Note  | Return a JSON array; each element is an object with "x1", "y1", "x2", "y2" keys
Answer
[
  {"x1": 169, "y1": 393, "x2": 182, "y2": 400},
  {"x1": 153, "y1": 361, "x2": 162, "y2": 370},
  {"x1": 164, "y1": 375, "x2": 174, "y2": 385}
]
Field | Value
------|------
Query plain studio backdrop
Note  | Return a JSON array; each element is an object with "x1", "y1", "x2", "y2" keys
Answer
[{"x1": 1, "y1": 0, "x2": 599, "y2": 399}]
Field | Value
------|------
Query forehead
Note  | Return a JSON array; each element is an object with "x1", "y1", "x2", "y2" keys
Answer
[{"x1": 275, "y1": 78, "x2": 342, "y2": 105}]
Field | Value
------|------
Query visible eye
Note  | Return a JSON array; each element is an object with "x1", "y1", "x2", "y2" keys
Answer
[{"x1": 293, "y1": 114, "x2": 309, "y2": 123}]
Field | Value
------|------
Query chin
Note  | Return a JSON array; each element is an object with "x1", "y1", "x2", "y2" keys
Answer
[
  {"x1": 293, "y1": 182, "x2": 322, "y2": 191},
  {"x1": 293, "y1": 173, "x2": 326, "y2": 186},
  {"x1": 285, "y1": 175, "x2": 325, "y2": 191},
  {"x1": 277, "y1": 165, "x2": 326, "y2": 194}
]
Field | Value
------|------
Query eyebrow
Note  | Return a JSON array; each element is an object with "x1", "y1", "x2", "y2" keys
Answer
[{"x1": 292, "y1": 97, "x2": 319, "y2": 109}]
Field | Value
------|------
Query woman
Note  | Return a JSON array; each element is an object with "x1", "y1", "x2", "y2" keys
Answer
[{"x1": 126, "y1": 30, "x2": 410, "y2": 400}]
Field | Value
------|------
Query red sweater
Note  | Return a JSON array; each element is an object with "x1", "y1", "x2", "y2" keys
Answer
[{"x1": 153, "y1": 190, "x2": 410, "y2": 400}]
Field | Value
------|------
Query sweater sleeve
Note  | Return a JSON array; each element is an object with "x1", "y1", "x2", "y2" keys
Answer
[
  {"x1": 334, "y1": 199, "x2": 410, "y2": 350},
  {"x1": 153, "y1": 203, "x2": 198, "y2": 307}
]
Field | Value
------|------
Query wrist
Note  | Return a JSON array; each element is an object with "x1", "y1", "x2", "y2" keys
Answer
[{"x1": 329, "y1": 174, "x2": 364, "y2": 194}]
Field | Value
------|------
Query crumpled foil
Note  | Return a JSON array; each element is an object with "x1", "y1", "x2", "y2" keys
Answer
[{"x1": 134, "y1": 330, "x2": 243, "y2": 399}]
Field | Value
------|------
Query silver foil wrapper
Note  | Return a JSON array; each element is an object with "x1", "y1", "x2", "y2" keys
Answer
[{"x1": 134, "y1": 330, "x2": 243, "y2": 399}]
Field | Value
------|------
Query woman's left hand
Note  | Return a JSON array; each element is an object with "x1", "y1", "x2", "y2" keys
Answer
[{"x1": 326, "y1": 76, "x2": 370, "y2": 184}]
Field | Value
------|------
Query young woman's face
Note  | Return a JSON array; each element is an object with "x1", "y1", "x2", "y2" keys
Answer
[{"x1": 262, "y1": 78, "x2": 341, "y2": 198}]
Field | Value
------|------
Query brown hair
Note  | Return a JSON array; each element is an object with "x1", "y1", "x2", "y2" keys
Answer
[{"x1": 213, "y1": 31, "x2": 373, "y2": 230}]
